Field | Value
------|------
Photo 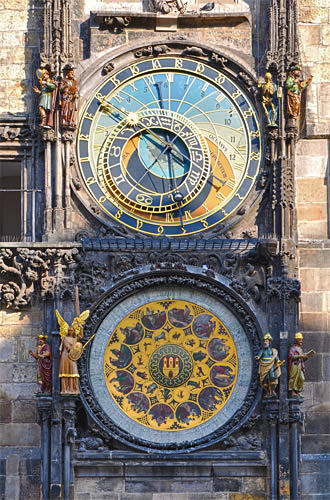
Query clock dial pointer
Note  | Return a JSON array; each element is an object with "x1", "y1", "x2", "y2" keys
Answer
[{"x1": 98, "y1": 97, "x2": 169, "y2": 146}]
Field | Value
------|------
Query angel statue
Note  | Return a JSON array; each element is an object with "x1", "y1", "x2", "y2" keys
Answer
[{"x1": 56, "y1": 309, "x2": 90, "y2": 394}]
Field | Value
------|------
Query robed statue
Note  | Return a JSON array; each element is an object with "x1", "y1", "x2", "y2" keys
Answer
[
  {"x1": 255, "y1": 333, "x2": 285, "y2": 397},
  {"x1": 288, "y1": 332, "x2": 315, "y2": 397},
  {"x1": 29, "y1": 334, "x2": 52, "y2": 394},
  {"x1": 33, "y1": 68, "x2": 57, "y2": 128},
  {"x1": 56, "y1": 309, "x2": 90, "y2": 394}
]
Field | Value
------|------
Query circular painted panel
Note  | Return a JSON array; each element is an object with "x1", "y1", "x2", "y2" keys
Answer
[{"x1": 88, "y1": 286, "x2": 253, "y2": 446}]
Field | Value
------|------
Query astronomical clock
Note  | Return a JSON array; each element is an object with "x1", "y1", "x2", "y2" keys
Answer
[
  {"x1": 77, "y1": 56, "x2": 262, "y2": 237},
  {"x1": 71, "y1": 42, "x2": 267, "y2": 453}
]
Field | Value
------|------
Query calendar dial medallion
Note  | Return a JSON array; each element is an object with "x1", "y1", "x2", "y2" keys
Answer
[
  {"x1": 102, "y1": 299, "x2": 238, "y2": 431},
  {"x1": 77, "y1": 56, "x2": 262, "y2": 236}
]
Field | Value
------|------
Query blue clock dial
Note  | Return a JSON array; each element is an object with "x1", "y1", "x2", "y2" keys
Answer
[{"x1": 77, "y1": 57, "x2": 262, "y2": 236}]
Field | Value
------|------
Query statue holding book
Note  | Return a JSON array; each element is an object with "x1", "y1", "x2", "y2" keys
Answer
[{"x1": 288, "y1": 332, "x2": 315, "y2": 397}]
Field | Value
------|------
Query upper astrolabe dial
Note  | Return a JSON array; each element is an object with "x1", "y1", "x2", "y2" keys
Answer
[{"x1": 77, "y1": 57, "x2": 262, "y2": 236}]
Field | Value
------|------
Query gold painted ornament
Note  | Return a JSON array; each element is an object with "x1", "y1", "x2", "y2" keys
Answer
[{"x1": 103, "y1": 299, "x2": 238, "y2": 431}]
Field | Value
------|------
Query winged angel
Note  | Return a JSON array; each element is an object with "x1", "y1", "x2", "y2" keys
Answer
[{"x1": 56, "y1": 309, "x2": 90, "y2": 394}]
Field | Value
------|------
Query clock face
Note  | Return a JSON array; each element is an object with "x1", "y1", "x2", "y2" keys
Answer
[
  {"x1": 77, "y1": 57, "x2": 262, "y2": 236},
  {"x1": 88, "y1": 286, "x2": 254, "y2": 448}
]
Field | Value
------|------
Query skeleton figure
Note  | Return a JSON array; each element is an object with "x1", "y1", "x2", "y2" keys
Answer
[{"x1": 257, "y1": 72, "x2": 281, "y2": 126}]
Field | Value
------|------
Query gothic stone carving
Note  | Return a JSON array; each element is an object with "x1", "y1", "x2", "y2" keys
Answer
[
  {"x1": 266, "y1": 277, "x2": 300, "y2": 302},
  {"x1": 0, "y1": 247, "x2": 80, "y2": 309}
]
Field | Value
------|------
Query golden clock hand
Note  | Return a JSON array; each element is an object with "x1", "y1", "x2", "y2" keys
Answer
[{"x1": 98, "y1": 97, "x2": 168, "y2": 147}]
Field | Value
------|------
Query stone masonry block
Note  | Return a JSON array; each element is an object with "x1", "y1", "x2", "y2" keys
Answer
[
  {"x1": 301, "y1": 434, "x2": 329, "y2": 456},
  {"x1": 188, "y1": 494, "x2": 229, "y2": 500},
  {"x1": 0, "y1": 364, "x2": 13, "y2": 383},
  {"x1": 0, "y1": 401, "x2": 11, "y2": 423},
  {"x1": 314, "y1": 381, "x2": 330, "y2": 404},
  {"x1": 74, "y1": 494, "x2": 91, "y2": 500},
  {"x1": 298, "y1": 7, "x2": 329, "y2": 23},
  {"x1": 0, "y1": 337, "x2": 17, "y2": 362},
  {"x1": 297, "y1": 24, "x2": 321, "y2": 47},
  {"x1": 5, "y1": 476, "x2": 20, "y2": 500},
  {"x1": 229, "y1": 495, "x2": 265, "y2": 500},
  {"x1": 76, "y1": 477, "x2": 123, "y2": 493},
  {"x1": 321, "y1": 24, "x2": 330, "y2": 45},
  {"x1": 302, "y1": 331, "x2": 330, "y2": 352},
  {"x1": 241, "y1": 477, "x2": 266, "y2": 494},
  {"x1": 296, "y1": 139, "x2": 328, "y2": 157},
  {"x1": 322, "y1": 353, "x2": 330, "y2": 380},
  {"x1": 299, "y1": 250, "x2": 330, "y2": 269},
  {"x1": 0, "y1": 423, "x2": 40, "y2": 447},
  {"x1": 305, "y1": 410, "x2": 330, "y2": 434},
  {"x1": 125, "y1": 465, "x2": 211, "y2": 478},
  {"x1": 296, "y1": 178, "x2": 327, "y2": 203},
  {"x1": 298, "y1": 0, "x2": 329, "y2": 6},
  {"x1": 298, "y1": 221, "x2": 328, "y2": 240},
  {"x1": 300, "y1": 292, "x2": 323, "y2": 312},
  {"x1": 12, "y1": 363, "x2": 36, "y2": 383},
  {"x1": 0, "y1": 383, "x2": 38, "y2": 401},
  {"x1": 126, "y1": 480, "x2": 212, "y2": 493},
  {"x1": 152, "y1": 495, "x2": 189, "y2": 500},
  {"x1": 18, "y1": 337, "x2": 38, "y2": 363},
  {"x1": 6, "y1": 455, "x2": 20, "y2": 476},
  {"x1": 299, "y1": 269, "x2": 316, "y2": 292},
  {"x1": 301, "y1": 472, "x2": 330, "y2": 494},
  {"x1": 300, "y1": 312, "x2": 328, "y2": 332},
  {"x1": 319, "y1": 84, "x2": 330, "y2": 118},
  {"x1": 304, "y1": 353, "x2": 323, "y2": 381},
  {"x1": 120, "y1": 494, "x2": 152, "y2": 500},
  {"x1": 301, "y1": 456, "x2": 330, "y2": 474},
  {"x1": 314, "y1": 269, "x2": 330, "y2": 291},
  {"x1": 297, "y1": 203, "x2": 327, "y2": 222},
  {"x1": 1, "y1": 311, "x2": 33, "y2": 325},
  {"x1": 12, "y1": 400, "x2": 36, "y2": 423},
  {"x1": 214, "y1": 478, "x2": 242, "y2": 492}
]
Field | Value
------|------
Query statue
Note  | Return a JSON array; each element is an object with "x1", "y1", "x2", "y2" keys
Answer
[
  {"x1": 288, "y1": 332, "x2": 315, "y2": 397},
  {"x1": 255, "y1": 333, "x2": 284, "y2": 397},
  {"x1": 257, "y1": 71, "x2": 282, "y2": 126},
  {"x1": 29, "y1": 334, "x2": 52, "y2": 394},
  {"x1": 59, "y1": 68, "x2": 79, "y2": 129},
  {"x1": 56, "y1": 309, "x2": 90, "y2": 394},
  {"x1": 33, "y1": 68, "x2": 57, "y2": 128},
  {"x1": 285, "y1": 64, "x2": 313, "y2": 121},
  {"x1": 153, "y1": 0, "x2": 187, "y2": 14}
]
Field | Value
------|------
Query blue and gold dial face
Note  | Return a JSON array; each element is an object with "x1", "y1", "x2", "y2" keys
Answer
[{"x1": 77, "y1": 57, "x2": 262, "y2": 236}]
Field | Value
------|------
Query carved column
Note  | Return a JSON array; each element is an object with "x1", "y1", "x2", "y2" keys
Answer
[
  {"x1": 62, "y1": 130, "x2": 74, "y2": 230},
  {"x1": 41, "y1": 129, "x2": 56, "y2": 237},
  {"x1": 39, "y1": 0, "x2": 75, "y2": 238},
  {"x1": 62, "y1": 398, "x2": 77, "y2": 500},
  {"x1": 289, "y1": 398, "x2": 304, "y2": 500},
  {"x1": 37, "y1": 396, "x2": 52, "y2": 500},
  {"x1": 264, "y1": 398, "x2": 280, "y2": 500}
]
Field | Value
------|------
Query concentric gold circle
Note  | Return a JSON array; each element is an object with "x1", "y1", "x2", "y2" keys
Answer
[{"x1": 103, "y1": 299, "x2": 238, "y2": 431}]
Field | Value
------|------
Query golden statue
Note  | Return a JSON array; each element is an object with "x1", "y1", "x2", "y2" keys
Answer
[{"x1": 56, "y1": 309, "x2": 90, "y2": 394}]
